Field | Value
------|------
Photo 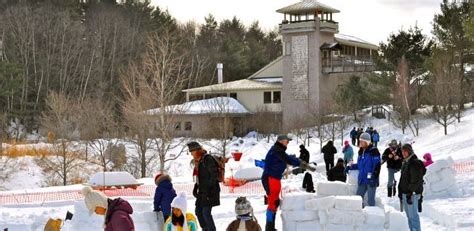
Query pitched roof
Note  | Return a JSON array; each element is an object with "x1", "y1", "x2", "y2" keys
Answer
[
  {"x1": 183, "y1": 79, "x2": 281, "y2": 93},
  {"x1": 248, "y1": 56, "x2": 283, "y2": 79},
  {"x1": 276, "y1": 0, "x2": 340, "y2": 14},
  {"x1": 146, "y1": 97, "x2": 250, "y2": 115},
  {"x1": 335, "y1": 34, "x2": 378, "y2": 50}
]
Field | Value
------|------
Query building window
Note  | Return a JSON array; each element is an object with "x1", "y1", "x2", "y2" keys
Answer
[
  {"x1": 264, "y1": 91, "x2": 272, "y2": 104},
  {"x1": 184, "y1": 122, "x2": 192, "y2": 131},
  {"x1": 273, "y1": 91, "x2": 281, "y2": 103},
  {"x1": 174, "y1": 122, "x2": 181, "y2": 131},
  {"x1": 229, "y1": 93, "x2": 237, "y2": 99}
]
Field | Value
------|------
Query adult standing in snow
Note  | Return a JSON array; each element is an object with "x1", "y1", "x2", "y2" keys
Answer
[
  {"x1": 226, "y1": 197, "x2": 262, "y2": 231},
  {"x1": 82, "y1": 186, "x2": 135, "y2": 231},
  {"x1": 349, "y1": 132, "x2": 381, "y2": 206},
  {"x1": 299, "y1": 145, "x2": 310, "y2": 164},
  {"x1": 187, "y1": 141, "x2": 220, "y2": 231},
  {"x1": 371, "y1": 130, "x2": 380, "y2": 147},
  {"x1": 261, "y1": 135, "x2": 315, "y2": 231},
  {"x1": 382, "y1": 140, "x2": 403, "y2": 197},
  {"x1": 154, "y1": 172, "x2": 177, "y2": 228},
  {"x1": 321, "y1": 140, "x2": 337, "y2": 173},
  {"x1": 350, "y1": 127, "x2": 358, "y2": 146},
  {"x1": 163, "y1": 192, "x2": 199, "y2": 231},
  {"x1": 398, "y1": 144, "x2": 426, "y2": 231},
  {"x1": 327, "y1": 158, "x2": 347, "y2": 182},
  {"x1": 342, "y1": 140, "x2": 354, "y2": 165},
  {"x1": 356, "y1": 128, "x2": 363, "y2": 146},
  {"x1": 422, "y1": 153, "x2": 434, "y2": 167}
]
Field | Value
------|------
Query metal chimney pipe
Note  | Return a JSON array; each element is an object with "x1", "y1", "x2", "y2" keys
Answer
[{"x1": 217, "y1": 63, "x2": 223, "y2": 84}]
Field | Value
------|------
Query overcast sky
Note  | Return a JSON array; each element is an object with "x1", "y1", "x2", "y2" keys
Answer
[{"x1": 150, "y1": 0, "x2": 442, "y2": 45}]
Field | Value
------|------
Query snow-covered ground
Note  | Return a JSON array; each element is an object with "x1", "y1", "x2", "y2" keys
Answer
[{"x1": 1, "y1": 106, "x2": 473, "y2": 230}]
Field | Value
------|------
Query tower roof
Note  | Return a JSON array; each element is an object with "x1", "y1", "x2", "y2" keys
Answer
[{"x1": 276, "y1": 0, "x2": 340, "y2": 14}]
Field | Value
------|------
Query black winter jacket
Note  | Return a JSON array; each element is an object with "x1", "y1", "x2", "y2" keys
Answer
[
  {"x1": 382, "y1": 147, "x2": 403, "y2": 170},
  {"x1": 299, "y1": 147, "x2": 310, "y2": 163},
  {"x1": 327, "y1": 165, "x2": 347, "y2": 182},
  {"x1": 194, "y1": 154, "x2": 220, "y2": 207},
  {"x1": 398, "y1": 154, "x2": 425, "y2": 195},
  {"x1": 321, "y1": 142, "x2": 337, "y2": 160}
]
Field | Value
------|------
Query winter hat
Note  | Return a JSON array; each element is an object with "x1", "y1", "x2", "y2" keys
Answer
[
  {"x1": 337, "y1": 158, "x2": 344, "y2": 164},
  {"x1": 299, "y1": 144, "x2": 305, "y2": 149},
  {"x1": 423, "y1": 153, "x2": 432, "y2": 161},
  {"x1": 401, "y1": 143, "x2": 414, "y2": 155},
  {"x1": 187, "y1": 141, "x2": 202, "y2": 152},
  {"x1": 344, "y1": 140, "x2": 349, "y2": 146},
  {"x1": 359, "y1": 132, "x2": 371, "y2": 144},
  {"x1": 235, "y1": 196, "x2": 253, "y2": 216},
  {"x1": 389, "y1": 139, "x2": 398, "y2": 147},
  {"x1": 155, "y1": 172, "x2": 172, "y2": 186},
  {"x1": 277, "y1": 134, "x2": 292, "y2": 141},
  {"x1": 171, "y1": 192, "x2": 188, "y2": 213},
  {"x1": 82, "y1": 186, "x2": 108, "y2": 215}
]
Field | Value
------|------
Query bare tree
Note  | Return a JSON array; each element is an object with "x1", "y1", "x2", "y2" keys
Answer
[{"x1": 205, "y1": 97, "x2": 236, "y2": 157}]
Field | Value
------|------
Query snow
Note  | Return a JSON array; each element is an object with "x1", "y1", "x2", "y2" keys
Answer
[
  {"x1": 316, "y1": 181, "x2": 350, "y2": 196},
  {"x1": 232, "y1": 167, "x2": 263, "y2": 180},
  {"x1": 363, "y1": 206, "x2": 386, "y2": 225},
  {"x1": 334, "y1": 195, "x2": 363, "y2": 211},
  {"x1": 146, "y1": 97, "x2": 250, "y2": 115},
  {"x1": 387, "y1": 210, "x2": 410, "y2": 231},
  {"x1": 305, "y1": 196, "x2": 336, "y2": 210},
  {"x1": 87, "y1": 172, "x2": 140, "y2": 187}
]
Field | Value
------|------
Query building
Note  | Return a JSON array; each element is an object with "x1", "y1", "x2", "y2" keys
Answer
[{"x1": 181, "y1": 0, "x2": 379, "y2": 135}]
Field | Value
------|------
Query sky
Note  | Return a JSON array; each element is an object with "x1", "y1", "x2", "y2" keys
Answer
[{"x1": 150, "y1": 0, "x2": 443, "y2": 45}]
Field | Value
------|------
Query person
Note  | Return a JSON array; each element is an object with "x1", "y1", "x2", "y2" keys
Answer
[
  {"x1": 350, "y1": 127, "x2": 358, "y2": 146},
  {"x1": 382, "y1": 140, "x2": 403, "y2": 197},
  {"x1": 187, "y1": 141, "x2": 220, "y2": 231},
  {"x1": 302, "y1": 172, "x2": 315, "y2": 193},
  {"x1": 299, "y1": 145, "x2": 310, "y2": 164},
  {"x1": 356, "y1": 128, "x2": 363, "y2": 146},
  {"x1": 372, "y1": 130, "x2": 380, "y2": 147},
  {"x1": 226, "y1": 197, "x2": 262, "y2": 231},
  {"x1": 349, "y1": 132, "x2": 381, "y2": 206},
  {"x1": 82, "y1": 186, "x2": 134, "y2": 231},
  {"x1": 321, "y1": 140, "x2": 337, "y2": 173},
  {"x1": 154, "y1": 172, "x2": 177, "y2": 227},
  {"x1": 398, "y1": 144, "x2": 426, "y2": 231},
  {"x1": 423, "y1": 153, "x2": 433, "y2": 167},
  {"x1": 261, "y1": 134, "x2": 315, "y2": 231},
  {"x1": 342, "y1": 140, "x2": 354, "y2": 165},
  {"x1": 327, "y1": 158, "x2": 347, "y2": 182},
  {"x1": 164, "y1": 192, "x2": 199, "y2": 231}
]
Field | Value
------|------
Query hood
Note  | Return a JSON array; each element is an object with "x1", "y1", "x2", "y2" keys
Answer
[
  {"x1": 158, "y1": 179, "x2": 173, "y2": 189},
  {"x1": 107, "y1": 198, "x2": 133, "y2": 215},
  {"x1": 155, "y1": 174, "x2": 172, "y2": 186},
  {"x1": 423, "y1": 153, "x2": 432, "y2": 161}
]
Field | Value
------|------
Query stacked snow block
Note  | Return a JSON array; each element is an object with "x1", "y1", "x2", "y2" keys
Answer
[{"x1": 423, "y1": 156, "x2": 460, "y2": 198}]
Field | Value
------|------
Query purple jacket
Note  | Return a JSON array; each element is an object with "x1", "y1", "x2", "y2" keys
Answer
[{"x1": 105, "y1": 198, "x2": 135, "y2": 231}]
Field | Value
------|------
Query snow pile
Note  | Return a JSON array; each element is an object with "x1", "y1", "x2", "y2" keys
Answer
[
  {"x1": 423, "y1": 157, "x2": 461, "y2": 198},
  {"x1": 88, "y1": 172, "x2": 139, "y2": 186},
  {"x1": 233, "y1": 167, "x2": 263, "y2": 180}
]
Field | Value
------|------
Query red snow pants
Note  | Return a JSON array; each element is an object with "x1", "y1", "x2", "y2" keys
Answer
[{"x1": 264, "y1": 176, "x2": 281, "y2": 212}]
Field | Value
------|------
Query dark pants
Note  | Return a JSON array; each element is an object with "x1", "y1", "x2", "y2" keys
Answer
[
  {"x1": 324, "y1": 157, "x2": 334, "y2": 173},
  {"x1": 373, "y1": 142, "x2": 378, "y2": 147},
  {"x1": 302, "y1": 172, "x2": 314, "y2": 192},
  {"x1": 351, "y1": 137, "x2": 356, "y2": 146},
  {"x1": 195, "y1": 206, "x2": 216, "y2": 231}
]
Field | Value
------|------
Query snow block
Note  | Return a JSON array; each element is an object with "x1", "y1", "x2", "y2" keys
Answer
[
  {"x1": 282, "y1": 220, "x2": 297, "y2": 231},
  {"x1": 438, "y1": 167, "x2": 456, "y2": 180},
  {"x1": 296, "y1": 221, "x2": 324, "y2": 231},
  {"x1": 316, "y1": 181, "x2": 349, "y2": 196},
  {"x1": 424, "y1": 171, "x2": 440, "y2": 182},
  {"x1": 347, "y1": 170, "x2": 359, "y2": 185},
  {"x1": 335, "y1": 196, "x2": 363, "y2": 211},
  {"x1": 388, "y1": 210, "x2": 409, "y2": 231},
  {"x1": 326, "y1": 223, "x2": 355, "y2": 231},
  {"x1": 88, "y1": 171, "x2": 138, "y2": 186},
  {"x1": 305, "y1": 196, "x2": 336, "y2": 210},
  {"x1": 363, "y1": 206, "x2": 385, "y2": 225},
  {"x1": 281, "y1": 192, "x2": 315, "y2": 211},
  {"x1": 328, "y1": 208, "x2": 365, "y2": 226},
  {"x1": 431, "y1": 178, "x2": 455, "y2": 192},
  {"x1": 355, "y1": 225, "x2": 381, "y2": 231},
  {"x1": 348, "y1": 184, "x2": 358, "y2": 195},
  {"x1": 282, "y1": 210, "x2": 318, "y2": 222},
  {"x1": 233, "y1": 167, "x2": 263, "y2": 180},
  {"x1": 429, "y1": 157, "x2": 454, "y2": 173},
  {"x1": 319, "y1": 210, "x2": 329, "y2": 225}
]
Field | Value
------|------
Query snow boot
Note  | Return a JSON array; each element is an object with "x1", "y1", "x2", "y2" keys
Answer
[
  {"x1": 265, "y1": 222, "x2": 276, "y2": 231},
  {"x1": 388, "y1": 187, "x2": 393, "y2": 198}
]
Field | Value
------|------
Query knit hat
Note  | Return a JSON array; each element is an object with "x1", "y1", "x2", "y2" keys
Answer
[
  {"x1": 389, "y1": 139, "x2": 398, "y2": 147},
  {"x1": 187, "y1": 142, "x2": 202, "y2": 152},
  {"x1": 344, "y1": 140, "x2": 349, "y2": 146},
  {"x1": 401, "y1": 143, "x2": 414, "y2": 155},
  {"x1": 235, "y1": 196, "x2": 253, "y2": 216},
  {"x1": 359, "y1": 132, "x2": 371, "y2": 144},
  {"x1": 155, "y1": 172, "x2": 172, "y2": 186},
  {"x1": 337, "y1": 158, "x2": 344, "y2": 164},
  {"x1": 277, "y1": 134, "x2": 292, "y2": 141},
  {"x1": 171, "y1": 192, "x2": 188, "y2": 213},
  {"x1": 82, "y1": 186, "x2": 108, "y2": 215}
]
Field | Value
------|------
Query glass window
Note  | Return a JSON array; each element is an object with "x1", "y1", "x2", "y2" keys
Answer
[
  {"x1": 273, "y1": 91, "x2": 281, "y2": 103},
  {"x1": 229, "y1": 93, "x2": 237, "y2": 99},
  {"x1": 174, "y1": 122, "x2": 181, "y2": 131},
  {"x1": 264, "y1": 91, "x2": 272, "y2": 104},
  {"x1": 184, "y1": 122, "x2": 192, "y2": 131}
]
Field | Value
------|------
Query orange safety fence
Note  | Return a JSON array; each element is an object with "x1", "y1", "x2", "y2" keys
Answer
[{"x1": 453, "y1": 161, "x2": 474, "y2": 174}]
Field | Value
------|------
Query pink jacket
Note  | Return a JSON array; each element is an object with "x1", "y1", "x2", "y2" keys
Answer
[
  {"x1": 423, "y1": 153, "x2": 433, "y2": 167},
  {"x1": 105, "y1": 198, "x2": 135, "y2": 231}
]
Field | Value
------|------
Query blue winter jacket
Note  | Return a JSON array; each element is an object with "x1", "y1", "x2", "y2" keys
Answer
[
  {"x1": 154, "y1": 177, "x2": 177, "y2": 218},
  {"x1": 349, "y1": 145, "x2": 381, "y2": 186},
  {"x1": 372, "y1": 133, "x2": 380, "y2": 142},
  {"x1": 350, "y1": 129, "x2": 357, "y2": 138},
  {"x1": 262, "y1": 142, "x2": 301, "y2": 179}
]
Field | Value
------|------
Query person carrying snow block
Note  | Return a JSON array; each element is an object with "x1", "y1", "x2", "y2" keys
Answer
[
  {"x1": 226, "y1": 197, "x2": 262, "y2": 231},
  {"x1": 322, "y1": 140, "x2": 337, "y2": 173},
  {"x1": 350, "y1": 127, "x2": 358, "y2": 146},
  {"x1": 261, "y1": 134, "x2": 315, "y2": 231},
  {"x1": 342, "y1": 140, "x2": 354, "y2": 165},
  {"x1": 348, "y1": 132, "x2": 381, "y2": 207},
  {"x1": 328, "y1": 158, "x2": 347, "y2": 182},
  {"x1": 382, "y1": 139, "x2": 403, "y2": 198},
  {"x1": 82, "y1": 186, "x2": 135, "y2": 231},
  {"x1": 371, "y1": 130, "x2": 380, "y2": 147},
  {"x1": 154, "y1": 172, "x2": 177, "y2": 228},
  {"x1": 187, "y1": 141, "x2": 220, "y2": 231},
  {"x1": 422, "y1": 153, "x2": 433, "y2": 167},
  {"x1": 164, "y1": 192, "x2": 199, "y2": 231},
  {"x1": 398, "y1": 144, "x2": 426, "y2": 231}
]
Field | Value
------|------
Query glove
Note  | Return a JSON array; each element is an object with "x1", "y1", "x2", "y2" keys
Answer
[
  {"x1": 406, "y1": 194, "x2": 413, "y2": 205},
  {"x1": 300, "y1": 161, "x2": 316, "y2": 172},
  {"x1": 418, "y1": 195, "x2": 423, "y2": 212},
  {"x1": 193, "y1": 183, "x2": 198, "y2": 198}
]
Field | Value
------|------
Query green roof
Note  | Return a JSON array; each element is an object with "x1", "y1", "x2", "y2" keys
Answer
[{"x1": 277, "y1": 0, "x2": 340, "y2": 14}]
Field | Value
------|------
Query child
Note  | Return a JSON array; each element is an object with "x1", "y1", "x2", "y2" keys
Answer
[
  {"x1": 423, "y1": 153, "x2": 434, "y2": 167},
  {"x1": 82, "y1": 186, "x2": 134, "y2": 231},
  {"x1": 154, "y1": 172, "x2": 177, "y2": 222},
  {"x1": 226, "y1": 197, "x2": 261, "y2": 231},
  {"x1": 164, "y1": 192, "x2": 198, "y2": 231},
  {"x1": 327, "y1": 158, "x2": 347, "y2": 182}
]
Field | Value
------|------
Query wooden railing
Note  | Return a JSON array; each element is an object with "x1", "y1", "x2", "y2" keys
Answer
[{"x1": 322, "y1": 56, "x2": 376, "y2": 73}]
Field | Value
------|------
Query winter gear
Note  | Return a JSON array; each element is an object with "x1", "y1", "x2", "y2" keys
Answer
[
  {"x1": 154, "y1": 173, "x2": 177, "y2": 220},
  {"x1": 261, "y1": 175, "x2": 281, "y2": 212},
  {"x1": 302, "y1": 172, "x2": 315, "y2": 193},
  {"x1": 344, "y1": 140, "x2": 350, "y2": 146},
  {"x1": 389, "y1": 139, "x2": 398, "y2": 147},
  {"x1": 401, "y1": 143, "x2": 414, "y2": 155},
  {"x1": 372, "y1": 132, "x2": 380, "y2": 143},
  {"x1": 356, "y1": 184, "x2": 377, "y2": 206},
  {"x1": 299, "y1": 145, "x2": 310, "y2": 164},
  {"x1": 265, "y1": 210, "x2": 276, "y2": 231},
  {"x1": 382, "y1": 147, "x2": 403, "y2": 170},
  {"x1": 277, "y1": 134, "x2": 292, "y2": 141},
  {"x1": 359, "y1": 132, "x2": 372, "y2": 144},
  {"x1": 356, "y1": 129, "x2": 363, "y2": 146},
  {"x1": 262, "y1": 142, "x2": 301, "y2": 180},
  {"x1": 398, "y1": 154, "x2": 426, "y2": 196},
  {"x1": 327, "y1": 160, "x2": 347, "y2": 182},
  {"x1": 195, "y1": 206, "x2": 215, "y2": 231},
  {"x1": 388, "y1": 187, "x2": 393, "y2": 198},
  {"x1": 235, "y1": 197, "x2": 253, "y2": 216},
  {"x1": 423, "y1": 153, "x2": 433, "y2": 167},
  {"x1": 81, "y1": 186, "x2": 108, "y2": 215},
  {"x1": 187, "y1": 142, "x2": 202, "y2": 152},
  {"x1": 387, "y1": 168, "x2": 398, "y2": 197},
  {"x1": 171, "y1": 192, "x2": 188, "y2": 215},
  {"x1": 105, "y1": 198, "x2": 135, "y2": 231},
  {"x1": 418, "y1": 195, "x2": 423, "y2": 213},
  {"x1": 350, "y1": 128, "x2": 358, "y2": 145},
  {"x1": 226, "y1": 214, "x2": 262, "y2": 231},
  {"x1": 44, "y1": 218, "x2": 62, "y2": 231},
  {"x1": 322, "y1": 141, "x2": 337, "y2": 172},
  {"x1": 402, "y1": 193, "x2": 421, "y2": 231},
  {"x1": 349, "y1": 145, "x2": 381, "y2": 186},
  {"x1": 194, "y1": 153, "x2": 220, "y2": 207},
  {"x1": 342, "y1": 144, "x2": 354, "y2": 165},
  {"x1": 164, "y1": 213, "x2": 198, "y2": 231}
]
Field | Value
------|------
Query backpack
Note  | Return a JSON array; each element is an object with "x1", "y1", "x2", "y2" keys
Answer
[{"x1": 205, "y1": 154, "x2": 226, "y2": 182}]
